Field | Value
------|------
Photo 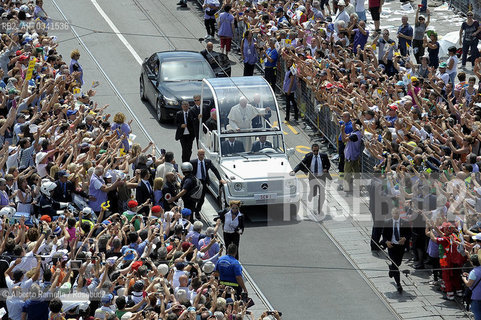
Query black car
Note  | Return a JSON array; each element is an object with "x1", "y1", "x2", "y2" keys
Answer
[{"x1": 140, "y1": 51, "x2": 216, "y2": 122}]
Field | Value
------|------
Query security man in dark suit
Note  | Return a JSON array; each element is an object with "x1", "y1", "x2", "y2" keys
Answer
[
  {"x1": 135, "y1": 168, "x2": 153, "y2": 215},
  {"x1": 204, "y1": 108, "x2": 218, "y2": 133},
  {"x1": 52, "y1": 170, "x2": 75, "y2": 203},
  {"x1": 381, "y1": 207, "x2": 411, "y2": 294},
  {"x1": 190, "y1": 149, "x2": 225, "y2": 220},
  {"x1": 291, "y1": 143, "x2": 331, "y2": 213},
  {"x1": 251, "y1": 136, "x2": 273, "y2": 152},
  {"x1": 221, "y1": 137, "x2": 245, "y2": 155},
  {"x1": 190, "y1": 95, "x2": 210, "y2": 148},
  {"x1": 175, "y1": 100, "x2": 196, "y2": 163}
]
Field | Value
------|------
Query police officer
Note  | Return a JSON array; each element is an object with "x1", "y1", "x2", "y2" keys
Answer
[{"x1": 169, "y1": 163, "x2": 198, "y2": 222}]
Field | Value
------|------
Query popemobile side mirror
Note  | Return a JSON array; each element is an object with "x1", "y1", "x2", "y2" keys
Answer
[{"x1": 287, "y1": 148, "x2": 295, "y2": 158}]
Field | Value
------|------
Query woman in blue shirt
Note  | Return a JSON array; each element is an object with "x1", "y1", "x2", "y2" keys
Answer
[{"x1": 241, "y1": 30, "x2": 257, "y2": 76}]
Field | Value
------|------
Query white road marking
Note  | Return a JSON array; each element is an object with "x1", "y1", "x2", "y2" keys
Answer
[{"x1": 90, "y1": 0, "x2": 143, "y2": 65}]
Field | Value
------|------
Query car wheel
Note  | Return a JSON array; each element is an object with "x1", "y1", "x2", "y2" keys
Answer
[
  {"x1": 156, "y1": 99, "x2": 165, "y2": 123},
  {"x1": 140, "y1": 77, "x2": 146, "y2": 101},
  {"x1": 218, "y1": 186, "x2": 227, "y2": 211}
]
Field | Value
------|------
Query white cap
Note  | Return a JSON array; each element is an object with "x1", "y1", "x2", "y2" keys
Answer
[
  {"x1": 121, "y1": 312, "x2": 133, "y2": 320},
  {"x1": 35, "y1": 152, "x2": 48, "y2": 165},
  {"x1": 202, "y1": 261, "x2": 215, "y2": 274},
  {"x1": 158, "y1": 264, "x2": 169, "y2": 276}
]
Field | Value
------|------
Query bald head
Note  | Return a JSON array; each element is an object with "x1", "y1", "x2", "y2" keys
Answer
[
  {"x1": 206, "y1": 42, "x2": 214, "y2": 52},
  {"x1": 179, "y1": 274, "x2": 189, "y2": 287},
  {"x1": 165, "y1": 172, "x2": 175, "y2": 182},
  {"x1": 197, "y1": 149, "x2": 205, "y2": 160}
]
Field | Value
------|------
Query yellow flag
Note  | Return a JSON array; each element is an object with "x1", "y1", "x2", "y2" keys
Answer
[{"x1": 25, "y1": 57, "x2": 37, "y2": 81}]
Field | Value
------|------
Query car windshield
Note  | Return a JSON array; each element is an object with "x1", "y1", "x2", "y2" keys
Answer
[
  {"x1": 203, "y1": 77, "x2": 280, "y2": 133},
  {"x1": 161, "y1": 60, "x2": 214, "y2": 81},
  {"x1": 220, "y1": 134, "x2": 284, "y2": 157}
]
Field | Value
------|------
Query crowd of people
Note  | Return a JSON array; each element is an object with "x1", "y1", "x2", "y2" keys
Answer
[
  {"x1": 0, "y1": 0, "x2": 288, "y2": 320},
  {"x1": 3, "y1": 0, "x2": 481, "y2": 318},
  {"x1": 202, "y1": 0, "x2": 481, "y2": 317}
]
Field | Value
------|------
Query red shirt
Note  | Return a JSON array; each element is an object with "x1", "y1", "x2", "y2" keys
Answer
[{"x1": 369, "y1": 0, "x2": 381, "y2": 8}]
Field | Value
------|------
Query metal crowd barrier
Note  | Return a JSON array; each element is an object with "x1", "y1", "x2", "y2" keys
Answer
[{"x1": 449, "y1": 0, "x2": 481, "y2": 18}]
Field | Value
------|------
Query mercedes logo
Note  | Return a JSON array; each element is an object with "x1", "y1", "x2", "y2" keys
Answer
[{"x1": 261, "y1": 183, "x2": 268, "y2": 190}]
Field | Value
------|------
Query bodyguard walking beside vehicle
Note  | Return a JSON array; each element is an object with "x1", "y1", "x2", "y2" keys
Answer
[
  {"x1": 175, "y1": 101, "x2": 195, "y2": 163},
  {"x1": 190, "y1": 149, "x2": 224, "y2": 220},
  {"x1": 381, "y1": 208, "x2": 411, "y2": 294},
  {"x1": 291, "y1": 143, "x2": 331, "y2": 213}
]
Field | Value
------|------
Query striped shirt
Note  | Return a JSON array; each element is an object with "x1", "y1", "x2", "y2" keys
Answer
[{"x1": 17, "y1": 146, "x2": 35, "y2": 170}]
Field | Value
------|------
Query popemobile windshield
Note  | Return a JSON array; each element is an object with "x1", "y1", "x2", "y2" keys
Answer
[{"x1": 199, "y1": 76, "x2": 299, "y2": 214}]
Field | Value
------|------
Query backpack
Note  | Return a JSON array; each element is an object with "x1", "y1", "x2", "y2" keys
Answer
[{"x1": 189, "y1": 177, "x2": 203, "y2": 200}]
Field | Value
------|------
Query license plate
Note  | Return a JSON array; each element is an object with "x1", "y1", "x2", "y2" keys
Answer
[{"x1": 254, "y1": 193, "x2": 277, "y2": 200}]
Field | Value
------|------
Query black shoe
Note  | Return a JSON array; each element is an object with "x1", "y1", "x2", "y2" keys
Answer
[
  {"x1": 284, "y1": 118, "x2": 289, "y2": 122},
  {"x1": 195, "y1": 212, "x2": 201, "y2": 220},
  {"x1": 397, "y1": 284, "x2": 403, "y2": 294},
  {"x1": 388, "y1": 270, "x2": 394, "y2": 278}
]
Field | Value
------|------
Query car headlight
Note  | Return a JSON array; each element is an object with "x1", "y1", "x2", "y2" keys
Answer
[
  {"x1": 164, "y1": 97, "x2": 178, "y2": 106},
  {"x1": 233, "y1": 182, "x2": 244, "y2": 192}
]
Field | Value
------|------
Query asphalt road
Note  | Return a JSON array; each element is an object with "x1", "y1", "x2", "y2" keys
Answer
[{"x1": 45, "y1": 0, "x2": 397, "y2": 318}]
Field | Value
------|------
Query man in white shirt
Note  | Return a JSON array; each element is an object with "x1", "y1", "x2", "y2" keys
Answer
[
  {"x1": 6, "y1": 286, "x2": 24, "y2": 320},
  {"x1": 334, "y1": 0, "x2": 350, "y2": 25},
  {"x1": 436, "y1": 62, "x2": 450, "y2": 85},
  {"x1": 94, "y1": 294, "x2": 116, "y2": 319},
  {"x1": 172, "y1": 259, "x2": 189, "y2": 288},
  {"x1": 227, "y1": 97, "x2": 270, "y2": 131},
  {"x1": 344, "y1": 0, "x2": 356, "y2": 15},
  {"x1": 155, "y1": 151, "x2": 176, "y2": 180},
  {"x1": 10, "y1": 234, "x2": 46, "y2": 274},
  {"x1": 174, "y1": 275, "x2": 193, "y2": 300},
  {"x1": 5, "y1": 255, "x2": 42, "y2": 292}
]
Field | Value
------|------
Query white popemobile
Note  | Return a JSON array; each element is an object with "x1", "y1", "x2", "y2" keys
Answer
[{"x1": 199, "y1": 76, "x2": 299, "y2": 214}]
